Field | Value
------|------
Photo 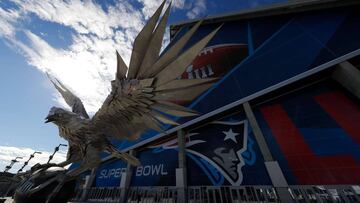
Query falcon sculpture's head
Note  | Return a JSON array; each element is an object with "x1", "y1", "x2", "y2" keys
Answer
[{"x1": 45, "y1": 107, "x2": 78, "y2": 125}]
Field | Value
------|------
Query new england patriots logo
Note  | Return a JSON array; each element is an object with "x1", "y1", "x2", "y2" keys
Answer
[
  {"x1": 153, "y1": 119, "x2": 252, "y2": 185},
  {"x1": 186, "y1": 120, "x2": 248, "y2": 185}
]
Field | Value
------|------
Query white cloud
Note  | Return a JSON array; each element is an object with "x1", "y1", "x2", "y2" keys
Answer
[
  {"x1": 11, "y1": 0, "x2": 144, "y2": 39},
  {"x1": 0, "y1": 0, "x2": 207, "y2": 115},
  {"x1": 0, "y1": 7, "x2": 20, "y2": 38},
  {"x1": 137, "y1": 0, "x2": 186, "y2": 18},
  {"x1": 0, "y1": 145, "x2": 67, "y2": 173},
  {"x1": 186, "y1": 0, "x2": 207, "y2": 19}
]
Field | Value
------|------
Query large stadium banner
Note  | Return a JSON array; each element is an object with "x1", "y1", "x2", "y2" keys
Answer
[
  {"x1": 116, "y1": 5, "x2": 360, "y2": 153},
  {"x1": 130, "y1": 113, "x2": 271, "y2": 187},
  {"x1": 254, "y1": 80, "x2": 360, "y2": 185},
  {"x1": 93, "y1": 42, "x2": 249, "y2": 187},
  {"x1": 101, "y1": 5, "x2": 360, "y2": 187}
]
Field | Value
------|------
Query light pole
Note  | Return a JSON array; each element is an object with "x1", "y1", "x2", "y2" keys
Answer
[
  {"x1": 47, "y1": 144, "x2": 67, "y2": 164},
  {"x1": 3, "y1": 157, "x2": 23, "y2": 173},
  {"x1": 17, "y1": 151, "x2": 42, "y2": 173}
]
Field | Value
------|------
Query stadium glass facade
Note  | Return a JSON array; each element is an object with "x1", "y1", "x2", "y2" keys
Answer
[{"x1": 71, "y1": 0, "x2": 360, "y2": 202}]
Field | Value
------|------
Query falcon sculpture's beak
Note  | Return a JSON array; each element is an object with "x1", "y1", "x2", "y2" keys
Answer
[{"x1": 45, "y1": 115, "x2": 55, "y2": 123}]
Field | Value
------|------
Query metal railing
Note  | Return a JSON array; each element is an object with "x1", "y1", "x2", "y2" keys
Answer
[
  {"x1": 86, "y1": 187, "x2": 124, "y2": 202},
  {"x1": 188, "y1": 186, "x2": 278, "y2": 203},
  {"x1": 127, "y1": 187, "x2": 178, "y2": 203},
  {"x1": 71, "y1": 186, "x2": 178, "y2": 203},
  {"x1": 288, "y1": 185, "x2": 360, "y2": 203},
  {"x1": 71, "y1": 185, "x2": 360, "y2": 203}
]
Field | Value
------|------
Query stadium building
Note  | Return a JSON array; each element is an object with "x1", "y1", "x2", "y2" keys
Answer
[{"x1": 71, "y1": 0, "x2": 360, "y2": 202}]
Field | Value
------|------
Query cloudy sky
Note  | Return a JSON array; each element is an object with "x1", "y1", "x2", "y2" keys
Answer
[{"x1": 0, "y1": 0, "x2": 286, "y2": 173}]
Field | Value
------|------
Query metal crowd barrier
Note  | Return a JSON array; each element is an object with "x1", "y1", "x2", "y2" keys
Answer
[
  {"x1": 70, "y1": 185, "x2": 360, "y2": 203},
  {"x1": 71, "y1": 187, "x2": 124, "y2": 202},
  {"x1": 71, "y1": 187, "x2": 83, "y2": 201},
  {"x1": 187, "y1": 186, "x2": 278, "y2": 203},
  {"x1": 126, "y1": 187, "x2": 178, "y2": 203},
  {"x1": 288, "y1": 185, "x2": 360, "y2": 203},
  {"x1": 88, "y1": 187, "x2": 124, "y2": 202},
  {"x1": 71, "y1": 186, "x2": 178, "y2": 203}
]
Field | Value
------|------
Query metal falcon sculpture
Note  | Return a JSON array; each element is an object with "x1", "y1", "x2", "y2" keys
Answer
[
  {"x1": 16, "y1": 2, "x2": 221, "y2": 202},
  {"x1": 24, "y1": 1, "x2": 220, "y2": 201},
  {"x1": 50, "y1": 1, "x2": 220, "y2": 173},
  {"x1": 45, "y1": 1, "x2": 219, "y2": 172}
]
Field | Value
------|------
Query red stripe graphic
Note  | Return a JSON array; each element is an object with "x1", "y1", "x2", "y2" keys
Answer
[
  {"x1": 315, "y1": 91, "x2": 360, "y2": 145},
  {"x1": 261, "y1": 104, "x2": 360, "y2": 185}
]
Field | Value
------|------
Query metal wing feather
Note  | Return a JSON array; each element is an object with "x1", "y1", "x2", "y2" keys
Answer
[
  {"x1": 92, "y1": 1, "x2": 220, "y2": 140},
  {"x1": 127, "y1": 0, "x2": 166, "y2": 78},
  {"x1": 48, "y1": 74, "x2": 89, "y2": 119}
]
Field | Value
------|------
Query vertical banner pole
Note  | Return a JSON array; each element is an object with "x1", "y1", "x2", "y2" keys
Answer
[
  {"x1": 176, "y1": 129, "x2": 188, "y2": 202},
  {"x1": 80, "y1": 167, "x2": 97, "y2": 201},
  {"x1": 332, "y1": 61, "x2": 360, "y2": 99},
  {"x1": 120, "y1": 150, "x2": 135, "y2": 203},
  {"x1": 243, "y1": 102, "x2": 292, "y2": 201}
]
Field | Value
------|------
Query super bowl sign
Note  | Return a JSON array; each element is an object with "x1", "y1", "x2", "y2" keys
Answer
[
  {"x1": 95, "y1": 159, "x2": 126, "y2": 187},
  {"x1": 130, "y1": 148, "x2": 178, "y2": 186}
]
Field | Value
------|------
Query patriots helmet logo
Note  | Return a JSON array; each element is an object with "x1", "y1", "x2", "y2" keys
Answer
[{"x1": 186, "y1": 120, "x2": 248, "y2": 185}]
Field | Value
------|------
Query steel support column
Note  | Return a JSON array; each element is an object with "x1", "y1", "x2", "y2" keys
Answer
[
  {"x1": 120, "y1": 150, "x2": 135, "y2": 203},
  {"x1": 243, "y1": 102, "x2": 292, "y2": 201},
  {"x1": 333, "y1": 61, "x2": 360, "y2": 99},
  {"x1": 79, "y1": 167, "x2": 97, "y2": 201},
  {"x1": 176, "y1": 129, "x2": 187, "y2": 203}
]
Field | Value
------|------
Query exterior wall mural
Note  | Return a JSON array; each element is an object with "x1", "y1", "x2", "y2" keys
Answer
[
  {"x1": 184, "y1": 115, "x2": 271, "y2": 186},
  {"x1": 99, "y1": 5, "x2": 360, "y2": 187},
  {"x1": 94, "y1": 113, "x2": 272, "y2": 187},
  {"x1": 94, "y1": 80, "x2": 360, "y2": 187},
  {"x1": 117, "y1": 6, "x2": 360, "y2": 152},
  {"x1": 254, "y1": 80, "x2": 360, "y2": 185},
  {"x1": 130, "y1": 113, "x2": 271, "y2": 187},
  {"x1": 92, "y1": 41, "x2": 249, "y2": 187},
  {"x1": 175, "y1": 43, "x2": 247, "y2": 105}
]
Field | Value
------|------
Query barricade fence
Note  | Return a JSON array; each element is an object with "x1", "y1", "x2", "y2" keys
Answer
[
  {"x1": 288, "y1": 185, "x2": 360, "y2": 203},
  {"x1": 70, "y1": 185, "x2": 360, "y2": 203},
  {"x1": 187, "y1": 186, "x2": 277, "y2": 202}
]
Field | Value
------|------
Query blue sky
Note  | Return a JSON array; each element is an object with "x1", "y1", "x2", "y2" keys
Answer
[{"x1": 0, "y1": 0, "x2": 286, "y2": 172}]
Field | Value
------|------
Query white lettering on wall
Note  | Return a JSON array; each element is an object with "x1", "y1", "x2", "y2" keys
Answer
[
  {"x1": 185, "y1": 64, "x2": 214, "y2": 79},
  {"x1": 99, "y1": 168, "x2": 126, "y2": 179},
  {"x1": 135, "y1": 164, "x2": 168, "y2": 177}
]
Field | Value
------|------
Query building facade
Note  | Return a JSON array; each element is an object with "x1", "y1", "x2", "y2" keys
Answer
[{"x1": 72, "y1": 0, "x2": 360, "y2": 202}]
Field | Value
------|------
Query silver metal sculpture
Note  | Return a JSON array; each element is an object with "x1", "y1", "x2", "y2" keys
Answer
[
  {"x1": 3, "y1": 157, "x2": 22, "y2": 173},
  {"x1": 20, "y1": 1, "x2": 220, "y2": 202},
  {"x1": 47, "y1": 144, "x2": 67, "y2": 164},
  {"x1": 17, "y1": 152, "x2": 41, "y2": 173}
]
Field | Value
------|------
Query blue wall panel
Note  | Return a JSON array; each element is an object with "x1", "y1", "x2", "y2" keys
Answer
[{"x1": 98, "y1": 5, "x2": 360, "y2": 187}]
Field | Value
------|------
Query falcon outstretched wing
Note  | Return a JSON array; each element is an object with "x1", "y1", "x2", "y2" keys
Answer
[
  {"x1": 48, "y1": 74, "x2": 90, "y2": 119},
  {"x1": 92, "y1": 1, "x2": 220, "y2": 140}
]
